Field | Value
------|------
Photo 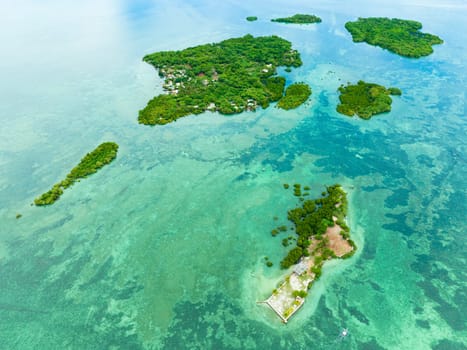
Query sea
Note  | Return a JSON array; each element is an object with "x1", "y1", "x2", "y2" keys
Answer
[{"x1": 0, "y1": 0, "x2": 466, "y2": 349}]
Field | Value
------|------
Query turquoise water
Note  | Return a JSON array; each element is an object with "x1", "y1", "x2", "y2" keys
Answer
[{"x1": 0, "y1": 0, "x2": 466, "y2": 349}]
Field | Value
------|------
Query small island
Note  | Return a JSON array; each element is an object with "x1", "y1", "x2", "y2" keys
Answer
[
  {"x1": 139, "y1": 35, "x2": 304, "y2": 125},
  {"x1": 336, "y1": 80, "x2": 402, "y2": 119},
  {"x1": 345, "y1": 17, "x2": 443, "y2": 58},
  {"x1": 277, "y1": 83, "x2": 311, "y2": 110},
  {"x1": 34, "y1": 142, "x2": 118, "y2": 206},
  {"x1": 246, "y1": 16, "x2": 258, "y2": 22},
  {"x1": 260, "y1": 184, "x2": 356, "y2": 323},
  {"x1": 271, "y1": 14, "x2": 322, "y2": 24}
]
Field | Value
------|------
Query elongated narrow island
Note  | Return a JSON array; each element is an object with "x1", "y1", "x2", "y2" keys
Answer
[
  {"x1": 345, "y1": 17, "x2": 443, "y2": 58},
  {"x1": 139, "y1": 35, "x2": 309, "y2": 125},
  {"x1": 34, "y1": 142, "x2": 118, "y2": 206},
  {"x1": 336, "y1": 80, "x2": 402, "y2": 119},
  {"x1": 260, "y1": 184, "x2": 356, "y2": 323},
  {"x1": 271, "y1": 14, "x2": 322, "y2": 24}
]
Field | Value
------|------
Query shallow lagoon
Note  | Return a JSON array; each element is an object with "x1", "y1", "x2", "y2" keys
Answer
[{"x1": 0, "y1": 0, "x2": 466, "y2": 349}]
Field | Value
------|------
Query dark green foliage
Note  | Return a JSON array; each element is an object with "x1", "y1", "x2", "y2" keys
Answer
[
  {"x1": 34, "y1": 142, "x2": 118, "y2": 206},
  {"x1": 345, "y1": 17, "x2": 443, "y2": 58},
  {"x1": 265, "y1": 76, "x2": 286, "y2": 101},
  {"x1": 303, "y1": 186, "x2": 310, "y2": 191},
  {"x1": 272, "y1": 14, "x2": 322, "y2": 24},
  {"x1": 293, "y1": 183, "x2": 302, "y2": 197},
  {"x1": 283, "y1": 183, "x2": 290, "y2": 189},
  {"x1": 388, "y1": 87, "x2": 402, "y2": 95},
  {"x1": 278, "y1": 225, "x2": 287, "y2": 232},
  {"x1": 271, "y1": 229, "x2": 279, "y2": 236},
  {"x1": 266, "y1": 261, "x2": 273, "y2": 267},
  {"x1": 139, "y1": 35, "x2": 303, "y2": 125},
  {"x1": 292, "y1": 290, "x2": 308, "y2": 298},
  {"x1": 15, "y1": 213, "x2": 22, "y2": 219},
  {"x1": 336, "y1": 80, "x2": 401, "y2": 119},
  {"x1": 280, "y1": 247, "x2": 303, "y2": 269},
  {"x1": 246, "y1": 16, "x2": 258, "y2": 22},
  {"x1": 279, "y1": 184, "x2": 351, "y2": 263},
  {"x1": 277, "y1": 83, "x2": 311, "y2": 110},
  {"x1": 310, "y1": 265, "x2": 322, "y2": 280},
  {"x1": 282, "y1": 238, "x2": 290, "y2": 247}
]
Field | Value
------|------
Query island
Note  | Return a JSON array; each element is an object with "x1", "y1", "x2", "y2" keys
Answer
[
  {"x1": 336, "y1": 80, "x2": 402, "y2": 119},
  {"x1": 345, "y1": 17, "x2": 443, "y2": 58},
  {"x1": 277, "y1": 83, "x2": 312, "y2": 110},
  {"x1": 260, "y1": 184, "x2": 356, "y2": 323},
  {"x1": 271, "y1": 14, "x2": 322, "y2": 24},
  {"x1": 34, "y1": 142, "x2": 118, "y2": 206},
  {"x1": 139, "y1": 35, "x2": 308, "y2": 125},
  {"x1": 246, "y1": 16, "x2": 258, "y2": 22}
]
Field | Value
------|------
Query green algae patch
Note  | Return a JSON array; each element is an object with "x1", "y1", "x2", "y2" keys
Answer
[
  {"x1": 336, "y1": 80, "x2": 402, "y2": 119},
  {"x1": 246, "y1": 16, "x2": 258, "y2": 22},
  {"x1": 345, "y1": 17, "x2": 443, "y2": 58},
  {"x1": 139, "y1": 35, "x2": 303, "y2": 125},
  {"x1": 34, "y1": 142, "x2": 119, "y2": 206},
  {"x1": 277, "y1": 83, "x2": 311, "y2": 110},
  {"x1": 271, "y1": 14, "x2": 322, "y2": 24}
]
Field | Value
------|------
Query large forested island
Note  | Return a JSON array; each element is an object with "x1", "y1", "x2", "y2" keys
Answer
[
  {"x1": 139, "y1": 35, "x2": 310, "y2": 125},
  {"x1": 34, "y1": 142, "x2": 118, "y2": 206},
  {"x1": 262, "y1": 184, "x2": 356, "y2": 322},
  {"x1": 271, "y1": 14, "x2": 322, "y2": 24},
  {"x1": 345, "y1": 17, "x2": 443, "y2": 58},
  {"x1": 336, "y1": 80, "x2": 401, "y2": 119}
]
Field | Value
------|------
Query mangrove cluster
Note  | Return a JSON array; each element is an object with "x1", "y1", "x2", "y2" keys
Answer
[
  {"x1": 277, "y1": 83, "x2": 312, "y2": 110},
  {"x1": 246, "y1": 16, "x2": 258, "y2": 22},
  {"x1": 336, "y1": 80, "x2": 402, "y2": 119},
  {"x1": 34, "y1": 142, "x2": 118, "y2": 206},
  {"x1": 277, "y1": 184, "x2": 355, "y2": 269},
  {"x1": 345, "y1": 17, "x2": 443, "y2": 58},
  {"x1": 271, "y1": 14, "x2": 322, "y2": 24},
  {"x1": 139, "y1": 35, "x2": 304, "y2": 125}
]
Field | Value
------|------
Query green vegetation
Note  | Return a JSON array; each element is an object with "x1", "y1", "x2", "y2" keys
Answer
[
  {"x1": 272, "y1": 14, "x2": 322, "y2": 24},
  {"x1": 336, "y1": 80, "x2": 402, "y2": 119},
  {"x1": 292, "y1": 290, "x2": 308, "y2": 298},
  {"x1": 283, "y1": 183, "x2": 290, "y2": 189},
  {"x1": 16, "y1": 213, "x2": 22, "y2": 219},
  {"x1": 246, "y1": 16, "x2": 258, "y2": 22},
  {"x1": 139, "y1": 35, "x2": 303, "y2": 125},
  {"x1": 345, "y1": 17, "x2": 443, "y2": 58},
  {"x1": 279, "y1": 184, "x2": 355, "y2": 269},
  {"x1": 277, "y1": 83, "x2": 311, "y2": 110},
  {"x1": 34, "y1": 142, "x2": 119, "y2": 206},
  {"x1": 280, "y1": 247, "x2": 303, "y2": 268}
]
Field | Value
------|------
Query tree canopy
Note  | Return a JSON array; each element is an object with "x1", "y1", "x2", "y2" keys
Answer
[
  {"x1": 34, "y1": 142, "x2": 118, "y2": 206},
  {"x1": 277, "y1": 83, "x2": 311, "y2": 110},
  {"x1": 345, "y1": 17, "x2": 443, "y2": 58},
  {"x1": 336, "y1": 80, "x2": 402, "y2": 119},
  {"x1": 271, "y1": 14, "x2": 322, "y2": 24},
  {"x1": 139, "y1": 35, "x2": 303, "y2": 125}
]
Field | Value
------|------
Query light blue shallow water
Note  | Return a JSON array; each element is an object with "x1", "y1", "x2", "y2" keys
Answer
[{"x1": 0, "y1": 1, "x2": 466, "y2": 349}]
